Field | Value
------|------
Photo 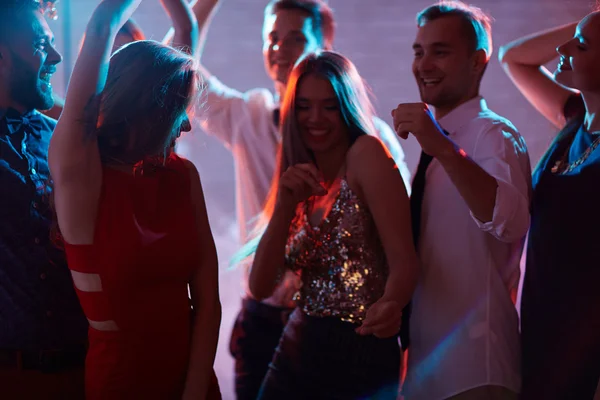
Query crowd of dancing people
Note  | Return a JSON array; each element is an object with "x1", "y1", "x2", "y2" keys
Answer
[{"x1": 1, "y1": 0, "x2": 599, "y2": 399}]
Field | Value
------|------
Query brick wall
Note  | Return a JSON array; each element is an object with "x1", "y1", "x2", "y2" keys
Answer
[{"x1": 47, "y1": 1, "x2": 594, "y2": 398}]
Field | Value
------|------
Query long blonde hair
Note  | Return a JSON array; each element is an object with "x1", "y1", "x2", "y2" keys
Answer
[{"x1": 233, "y1": 50, "x2": 376, "y2": 263}]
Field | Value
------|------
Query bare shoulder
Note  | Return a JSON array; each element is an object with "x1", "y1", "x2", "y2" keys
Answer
[{"x1": 346, "y1": 135, "x2": 390, "y2": 173}]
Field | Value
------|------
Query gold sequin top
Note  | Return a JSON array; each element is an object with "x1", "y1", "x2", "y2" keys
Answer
[{"x1": 285, "y1": 178, "x2": 388, "y2": 323}]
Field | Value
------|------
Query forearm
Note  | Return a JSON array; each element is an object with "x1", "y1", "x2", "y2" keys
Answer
[
  {"x1": 381, "y1": 263, "x2": 417, "y2": 309},
  {"x1": 437, "y1": 144, "x2": 498, "y2": 223},
  {"x1": 50, "y1": 0, "x2": 139, "y2": 176},
  {"x1": 163, "y1": 0, "x2": 219, "y2": 63},
  {"x1": 249, "y1": 205, "x2": 294, "y2": 300},
  {"x1": 183, "y1": 299, "x2": 221, "y2": 400},
  {"x1": 498, "y1": 22, "x2": 577, "y2": 66},
  {"x1": 160, "y1": 0, "x2": 198, "y2": 54},
  {"x1": 192, "y1": 0, "x2": 220, "y2": 57}
]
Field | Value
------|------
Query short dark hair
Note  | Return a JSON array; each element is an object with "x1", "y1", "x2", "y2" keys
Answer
[
  {"x1": 0, "y1": 0, "x2": 54, "y2": 41},
  {"x1": 265, "y1": 0, "x2": 336, "y2": 50},
  {"x1": 417, "y1": 1, "x2": 493, "y2": 60}
]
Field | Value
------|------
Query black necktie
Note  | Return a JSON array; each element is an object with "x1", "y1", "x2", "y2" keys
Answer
[
  {"x1": 399, "y1": 129, "x2": 450, "y2": 349},
  {"x1": 273, "y1": 108, "x2": 280, "y2": 128},
  {"x1": 410, "y1": 129, "x2": 450, "y2": 247}
]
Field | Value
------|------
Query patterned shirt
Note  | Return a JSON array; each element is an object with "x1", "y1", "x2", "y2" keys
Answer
[{"x1": 0, "y1": 108, "x2": 88, "y2": 350}]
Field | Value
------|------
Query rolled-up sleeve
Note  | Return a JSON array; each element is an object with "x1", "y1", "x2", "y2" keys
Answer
[{"x1": 470, "y1": 123, "x2": 532, "y2": 243}]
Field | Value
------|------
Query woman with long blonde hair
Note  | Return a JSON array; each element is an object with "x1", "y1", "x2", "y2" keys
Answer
[{"x1": 246, "y1": 51, "x2": 418, "y2": 399}]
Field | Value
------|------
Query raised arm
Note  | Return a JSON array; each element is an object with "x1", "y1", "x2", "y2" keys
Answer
[
  {"x1": 348, "y1": 136, "x2": 419, "y2": 338},
  {"x1": 49, "y1": 0, "x2": 141, "y2": 244},
  {"x1": 182, "y1": 159, "x2": 221, "y2": 400},
  {"x1": 160, "y1": 0, "x2": 199, "y2": 56},
  {"x1": 163, "y1": 0, "x2": 219, "y2": 69},
  {"x1": 498, "y1": 22, "x2": 579, "y2": 128}
]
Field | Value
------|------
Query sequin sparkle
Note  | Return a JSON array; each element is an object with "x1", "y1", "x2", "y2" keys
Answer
[{"x1": 285, "y1": 179, "x2": 388, "y2": 324}]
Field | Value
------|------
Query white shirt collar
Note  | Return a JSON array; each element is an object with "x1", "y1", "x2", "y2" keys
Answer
[{"x1": 438, "y1": 96, "x2": 487, "y2": 135}]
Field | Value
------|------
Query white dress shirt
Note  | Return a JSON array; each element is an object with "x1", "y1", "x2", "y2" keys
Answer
[
  {"x1": 404, "y1": 97, "x2": 532, "y2": 400},
  {"x1": 197, "y1": 75, "x2": 412, "y2": 245}
]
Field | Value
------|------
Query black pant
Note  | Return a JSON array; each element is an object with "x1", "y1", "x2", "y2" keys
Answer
[
  {"x1": 258, "y1": 309, "x2": 400, "y2": 400},
  {"x1": 229, "y1": 298, "x2": 293, "y2": 400}
]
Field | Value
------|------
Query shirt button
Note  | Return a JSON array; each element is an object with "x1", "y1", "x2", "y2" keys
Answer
[
  {"x1": 34, "y1": 237, "x2": 40, "y2": 245},
  {"x1": 31, "y1": 168, "x2": 37, "y2": 175},
  {"x1": 40, "y1": 273, "x2": 47, "y2": 280},
  {"x1": 32, "y1": 202, "x2": 38, "y2": 209}
]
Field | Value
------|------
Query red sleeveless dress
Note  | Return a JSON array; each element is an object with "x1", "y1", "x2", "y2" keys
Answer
[{"x1": 64, "y1": 154, "x2": 219, "y2": 399}]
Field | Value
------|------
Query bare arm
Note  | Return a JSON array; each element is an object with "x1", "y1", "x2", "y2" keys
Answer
[
  {"x1": 248, "y1": 206, "x2": 295, "y2": 300},
  {"x1": 182, "y1": 159, "x2": 221, "y2": 400},
  {"x1": 349, "y1": 136, "x2": 418, "y2": 307},
  {"x1": 498, "y1": 22, "x2": 579, "y2": 128},
  {"x1": 163, "y1": 0, "x2": 220, "y2": 70},
  {"x1": 249, "y1": 164, "x2": 325, "y2": 300},
  {"x1": 49, "y1": 0, "x2": 141, "y2": 244},
  {"x1": 160, "y1": 0, "x2": 199, "y2": 56}
]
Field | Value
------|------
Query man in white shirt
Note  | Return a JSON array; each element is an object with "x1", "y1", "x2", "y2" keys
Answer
[
  {"x1": 193, "y1": 1, "x2": 411, "y2": 399},
  {"x1": 392, "y1": 2, "x2": 532, "y2": 399}
]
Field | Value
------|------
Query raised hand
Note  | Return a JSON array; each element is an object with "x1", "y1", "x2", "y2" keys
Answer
[
  {"x1": 391, "y1": 102, "x2": 453, "y2": 158},
  {"x1": 276, "y1": 163, "x2": 327, "y2": 215},
  {"x1": 356, "y1": 298, "x2": 403, "y2": 338}
]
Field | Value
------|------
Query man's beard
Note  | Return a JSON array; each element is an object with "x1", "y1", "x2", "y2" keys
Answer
[{"x1": 9, "y1": 50, "x2": 54, "y2": 112}]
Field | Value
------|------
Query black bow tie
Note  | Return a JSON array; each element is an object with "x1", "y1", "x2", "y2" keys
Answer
[{"x1": 2, "y1": 108, "x2": 43, "y2": 135}]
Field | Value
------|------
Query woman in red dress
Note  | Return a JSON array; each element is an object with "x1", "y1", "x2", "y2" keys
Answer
[{"x1": 48, "y1": 0, "x2": 221, "y2": 398}]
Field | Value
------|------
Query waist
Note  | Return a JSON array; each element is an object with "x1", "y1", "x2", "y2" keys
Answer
[
  {"x1": 0, "y1": 344, "x2": 87, "y2": 373},
  {"x1": 282, "y1": 309, "x2": 400, "y2": 364},
  {"x1": 299, "y1": 277, "x2": 386, "y2": 323},
  {"x1": 242, "y1": 297, "x2": 293, "y2": 321}
]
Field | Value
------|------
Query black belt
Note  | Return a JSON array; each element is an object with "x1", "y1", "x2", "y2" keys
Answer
[{"x1": 0, "y1": 345, "x2": 87, "y2": 373}]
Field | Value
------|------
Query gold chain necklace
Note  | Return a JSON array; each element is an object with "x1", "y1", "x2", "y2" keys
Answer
[{"x1": 551, "y1": 131, "x2": 600, "y2": 174}]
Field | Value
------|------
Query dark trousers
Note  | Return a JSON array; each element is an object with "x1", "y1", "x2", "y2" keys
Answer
[
  {"x1": 229, "y1": 298, "x2": 293, "y2": 400},
  {"x1": 258, "y1": 308, "x2": 401, "y2": 400}
]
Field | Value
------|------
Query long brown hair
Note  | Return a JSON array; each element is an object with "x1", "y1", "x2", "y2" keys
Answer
[
  {"x1": 232, "y1": 51, "x2": 376, "y2": 264},
  {"x1": 95, "y1": 40, "x2": 200, "y2": 165}
]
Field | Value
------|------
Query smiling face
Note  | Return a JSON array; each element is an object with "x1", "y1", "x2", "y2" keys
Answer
[
  {"x1": 412, "y1": 15, "x2": 486, "y2": 117},
  {"x1": 555, "y1": 12, "x2": 600, "y2": 93},
  {"x1": 263, "y1": 8, "x2": 320, "y2": 86},
  {"x1": 0, "y1": 8, "x2": 61, "y2": 112},
  {"x1": 294, "y1": 73, "x2": 349, "y2": 156}
]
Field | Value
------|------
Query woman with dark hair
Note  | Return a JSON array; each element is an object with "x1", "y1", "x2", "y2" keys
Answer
[
  {"x1": 48, "y1": 0, "x2": 221, "y2": 398},
  {"x1": 245, "y1": 50, "x2": 419, "y2": 400},
  {"x1": 499, "y1": 9, "x2": 600, "y2": 400}
]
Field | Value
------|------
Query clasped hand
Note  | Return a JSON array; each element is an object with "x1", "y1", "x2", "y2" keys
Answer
[
  {"x1": 391, "y1": 102, "x2": 453, "y2": 158},
  {"x1": 276, "y1": 163, "x2": 327, "y2": 215}
]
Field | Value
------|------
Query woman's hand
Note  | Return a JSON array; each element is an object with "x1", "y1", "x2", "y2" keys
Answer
[
  {"x1": 276, "y1": 163, "x2": 327, "y2": 217},
  {"x1": 356, "y1": 298, "x2": 403, "y2": 338}
]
